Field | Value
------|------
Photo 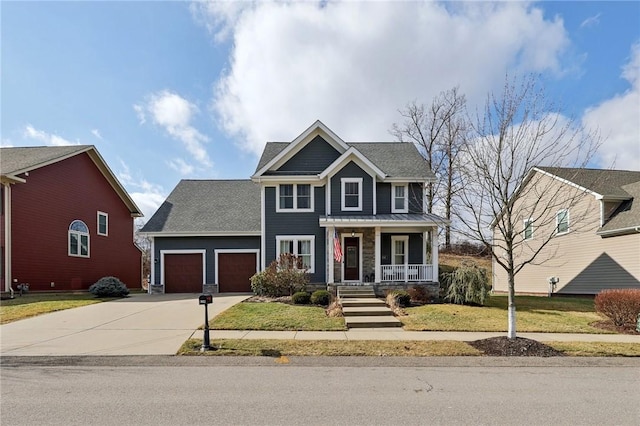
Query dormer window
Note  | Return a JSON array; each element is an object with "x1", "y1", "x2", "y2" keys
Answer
[
  {"x1": 392, "y1": 184, "x2": 408, "y2": 213},
  {"x1": 277, "y1": 184, "x2": 313, "y2": 212},
  {"x1": 341, "y1": 178, "x2": 362, "y2": 211}
]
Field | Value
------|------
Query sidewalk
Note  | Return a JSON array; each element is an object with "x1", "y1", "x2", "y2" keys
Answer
[{"x1": 196, "y1": 329, "x2": 640, "y2": 343}]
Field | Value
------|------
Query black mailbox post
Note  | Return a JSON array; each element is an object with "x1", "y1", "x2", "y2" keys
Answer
[{"x1": 199, "y1": 294, "x2": 213, "y2": 351}]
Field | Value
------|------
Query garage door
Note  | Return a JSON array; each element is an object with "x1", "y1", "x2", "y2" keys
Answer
[
  {"x1": 218, "y1": 253, "x2": 256, "y2": 293},
  {"x1": 164, "y1": 253, "x2": 203, "y2": 293}
]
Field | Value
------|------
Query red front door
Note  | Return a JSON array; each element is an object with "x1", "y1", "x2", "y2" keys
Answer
[{"x1": 344, "y1": 237, "x2": 360, "y2": 281}]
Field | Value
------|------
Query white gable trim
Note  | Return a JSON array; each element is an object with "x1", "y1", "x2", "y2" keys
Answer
[
  {"x1": 318, "y1": 147, "x2": 386, "y2": 180},
  {"x1": 253, "y1": 120, "x2": 350, "y2": 177},
  {"x1": 532, "y1": 167, "x2": 599, "y2": 198}
]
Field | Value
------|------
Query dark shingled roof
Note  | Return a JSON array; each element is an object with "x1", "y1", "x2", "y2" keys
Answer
[
  {"x1": 538, "y1": 167, "x2": 640, "y2": 235},
  {"x1": 255, "y1": 141, "x2": 433, "y2": 179},
  {"x1": 1, "y1": 145, "x2": 91, "y2": 175},
  {"x1": 141, "y1": 180, "x2": 261, "y2": 234}
]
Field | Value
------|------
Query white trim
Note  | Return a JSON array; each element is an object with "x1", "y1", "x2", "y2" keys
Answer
[
  {"x1": 374, "y1": 227, "x2": 381, "y2": 284},
  {"x1": 253, "y1": 120, "x2": 350, "y2": 177},
  {"x1": 214, "y1": 249, "x2": 260, "y2": 285},
  {"x1": 431, "y1": 228, "x2": 438, "y2": 281},
  {"x1": 523, "y1": 217, "x2": 534, "y2": 240},
  {"x1": 319, "y1": 219, "x2": 444, "y2": 228},
  {"x1": 276, "y1": 183, "x2": 314, "y2": 213},
  {"x1": 341, "y1": 232, "x2": 363, "y2": 282},
  {"x1": 275, "y1": 235, "x2": 316, "y2": 273},
  {"x1": 391, "y1": 184, "x2": 409, "y2": 213},
  {"x1": 326, "y1": 178, "x2": 331, "y2": 216},
  {"x1": 252, "y1": 175, "x2": 322, "y2": 183},
  {"x1": 328, "y1": 227, "x2": 335, "y2": 284},
  {"x1": 148, "y1": 237, "x2": 155, "y2": 294},
  {"x1": 383, "y1": 177, "x2": 432, "y2": 183},
  {"x1": 319, "y1": 147, "x2": 386, "y2": 180},
  {"x1": 555, "y1": 208, "x2": 570, "y2": 235},
  {"x1": 532, "y1": 167, "x2": 599, "y2": 198},
  {"x1": 160, "y1": 249, "x2": 206, "y2": 292},
  {"x1": 391, "y1": 236, "x2": 409, "y2": 266},
  {"x1": 97, "y1": 211, "x2": 108, "y2": 236},
  {"x1": 261, "y1": 185, "x2": 266, "y2": 271},
  {"x1": 341, "y1": 177, "x2": 363, "y2": 211},
  {"x1": 373, "y1": 180, "x2": 377, "y2": 216}
]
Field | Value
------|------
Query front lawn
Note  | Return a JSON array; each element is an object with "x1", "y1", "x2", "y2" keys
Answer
[
  {"x1": 211, "y1": 302, "x2": 347, "y2": 331},
  {"x1": 0, "y1": 293, "x2": 108, "y2": 324},
  {"x1": 402, "y1": 295, "x2": 609, "y2": 334}
]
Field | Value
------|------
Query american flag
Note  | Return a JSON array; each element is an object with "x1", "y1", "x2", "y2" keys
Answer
[{"x1": 333, "y1": 230, "x2": 343, "y2": 263}]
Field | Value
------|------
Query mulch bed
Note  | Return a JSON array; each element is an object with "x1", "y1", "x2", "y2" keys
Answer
[{"x1": 468, "y1": 337, "x2": 565, "y2": 357}]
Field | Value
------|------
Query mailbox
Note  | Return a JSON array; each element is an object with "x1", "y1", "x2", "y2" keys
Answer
[{"x1": 199, "y1": 294, "x2": 213, "y2": 305}]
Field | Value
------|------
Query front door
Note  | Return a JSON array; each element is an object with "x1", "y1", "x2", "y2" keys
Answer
[{"x1": 344, "y1": 237, "x2": 360, "y2": 281}]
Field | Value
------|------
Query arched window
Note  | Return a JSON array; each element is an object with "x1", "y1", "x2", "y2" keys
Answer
[{"x1": 69, "y1": 220, "x2": 89, "y2": 257}]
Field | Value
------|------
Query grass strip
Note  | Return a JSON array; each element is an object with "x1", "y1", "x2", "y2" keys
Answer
[
  {"x1": 180, "y1": 338, "x2": 640, "y2": 357},
  {"x1": 179, "y1": 339, "x2": 481, "y2": 356}
]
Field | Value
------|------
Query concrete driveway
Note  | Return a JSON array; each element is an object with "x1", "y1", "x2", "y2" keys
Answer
[{"x1": 0, "y1": 293, "x2": 250, "y2": 356}]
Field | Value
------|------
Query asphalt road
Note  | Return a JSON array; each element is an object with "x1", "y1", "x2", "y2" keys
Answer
[{"x1": 2, "y1": 357, "x2": 639, "y2": 425}]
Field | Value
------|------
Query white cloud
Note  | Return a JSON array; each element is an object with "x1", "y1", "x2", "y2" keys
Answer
[
  {"x1": 195, "y1": 1, "x2": 570, "y2": 155},
  {"x1": 23, "y1": 125, "x2": 79, "y2": 146},
  {"x1": 117, "y1": 160, "x2": 167, "y2": 219},
  {"x1": 91, "y1": 129, "x2": 103, "y2": 140},
  {"x1": 1, "y1": 138, "x2": 13, "y2": 147},
  {"x1": 135, "y1": 90, "x2": 212, "y2": 168},
  {"x1": 580, "y1": 13, "x2": 601, "y2": 29},
  {"x1": 583, "y1": 43, "x2": 640, "y2": 170},
  {"x1": 167, "y1": 157, "x2": 196, "y2": 175}
]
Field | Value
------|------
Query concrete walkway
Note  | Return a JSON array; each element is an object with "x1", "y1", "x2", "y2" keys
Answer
[
  {"x1": 197, "y1": 329, "x2": 640, "y2": 343},
  {"x1": 0, "y1": 293, "x2": 251, "y2": 356}
]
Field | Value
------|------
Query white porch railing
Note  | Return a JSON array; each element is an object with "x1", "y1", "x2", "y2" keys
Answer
[{"x1": 381, "y1": 264, "x2": 434, "y2": 282}]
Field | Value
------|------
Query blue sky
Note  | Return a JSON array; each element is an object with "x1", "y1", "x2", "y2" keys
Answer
[{"x1": 2, "y1": 1, "x2": 639, "y2": 221}]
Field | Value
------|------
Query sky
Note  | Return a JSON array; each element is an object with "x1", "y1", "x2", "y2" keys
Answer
[{"x1": 2, "y1": 1, "x2": 639, "y2": 222}]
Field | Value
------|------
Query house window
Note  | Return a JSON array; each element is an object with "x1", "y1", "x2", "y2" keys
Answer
[
  {"x1": 556, "y1": 209, "x2": 569, "y2": 235},
  {"x1": 277, "y1": 184, "x2": 313, "y2": 212},
  {"x1": 276, "y1": 235, "x2": 315, "y2": 273},
  {"x1": 391, "y1": 236, "x2": 408, "y2": 265},
  {"x1": 97, "y1": 211, "x2": 108, "y2": 236},
  {"x1": 392, "y1": 184, "x2": 408, "y2": 213},
  {"x1": 523, "y1": 218, "x2": 533, "y2": 240},
  {"x1": 69, "y1": 220, "x2": 90, "y2": 257},
  {"x1": 341, "y1": 178, "x2": 362, "y2": 211}
]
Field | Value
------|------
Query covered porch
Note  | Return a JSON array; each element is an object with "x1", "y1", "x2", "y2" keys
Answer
[{"x1": 319, "y1": 214, "x2": 443, "y2": 285}]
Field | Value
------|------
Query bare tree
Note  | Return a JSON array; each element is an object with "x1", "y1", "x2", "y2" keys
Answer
[
  {"x1": 391, "y1": 87, "x2": 467, "y2": 247},
  {"x1": 134, "y1": 219, "x2": 151, "y2": 290},
  {"x1": 455, "y1": 74, "x2": 601, "y2": 338}
]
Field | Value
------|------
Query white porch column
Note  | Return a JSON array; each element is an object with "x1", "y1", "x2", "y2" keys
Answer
[
  {"x1": 374, "y1": 227, "x2": 381, "y2": 283},
  {"x1": 431, "y1": 227, "x2": 439, "y2": 282},
  {"x1": 328, "y1": 226, "x2": 335, "y2": 284}
]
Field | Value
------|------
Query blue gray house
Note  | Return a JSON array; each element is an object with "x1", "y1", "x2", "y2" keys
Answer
[{"x1": 142, "y1": 121, "x2": 446, "y2": 293}]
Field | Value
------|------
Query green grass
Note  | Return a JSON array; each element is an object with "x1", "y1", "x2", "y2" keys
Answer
[
  {"x1": 179, "y1": 338, "x2": 480, "y2": 356},
  {"x1": 211, "y1": 302, "x2": 347, "y2": 331},
  {"x1": 0, "y1": 293, "x2": 109, "y2": 324},
  {"x1": 402, "y1": 295, "x2": 609, "y2": 334}
]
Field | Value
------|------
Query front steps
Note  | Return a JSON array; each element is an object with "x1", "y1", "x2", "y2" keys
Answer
[{"x1": 337, "y1": 285, "x2": 402, "y2": 329}]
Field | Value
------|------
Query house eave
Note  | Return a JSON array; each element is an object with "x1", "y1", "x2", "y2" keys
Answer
[
  {"x1": 596, "y1": 226, "x2": 640, "y2": 238},
  {"x1": 251, "y1": 175, "x2": 323, "y2": 183},
  {"x1": 140, "y1": 231, "x2": 262, "y2": 237},
  {"x1": 1, "y1": 175, "x2": 27, "y2": 184}
]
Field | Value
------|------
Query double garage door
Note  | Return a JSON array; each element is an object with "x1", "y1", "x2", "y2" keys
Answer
[{"x1": 164, "y1": 252, "x2": 257, "y2": 293}]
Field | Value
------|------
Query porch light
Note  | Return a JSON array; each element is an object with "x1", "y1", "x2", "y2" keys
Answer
[{"x1": 351, "y1": 230, "x2": 355, "y2": 237}]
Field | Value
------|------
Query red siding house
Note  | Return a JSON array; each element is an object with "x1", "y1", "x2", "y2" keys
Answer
[{"x1": 1, "y1": 145, "x2": 143, "y2": 292}]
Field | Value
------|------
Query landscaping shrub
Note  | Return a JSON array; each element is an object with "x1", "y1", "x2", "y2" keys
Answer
[
  {"x1": 407, "y1": 285, "x2": 431, "y2": 305},
  {"x1": 250, "y1": 253, "x2": 309, "y2": 297},
  {"x1": 310, "y1": 290, "x2": 331, "y2": 306},
  {"x1": 292, "y1": 291, "x2": 311, "y2": 305},
  {"x1": 326, "y1": 299, "x2": 343, "y2": 317},
  {"x1": 386, "y1": 290, "x2": 411, "y2": 309},
  {"x1": 595, "y1": 289, "x2": 640, "y2": 330},
  {"x1": 88, "y1": 276, "x2": 129, "y2": 298},
  {"x1": 441, "y1": 260, "x2": 489, "y2": 306}
]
